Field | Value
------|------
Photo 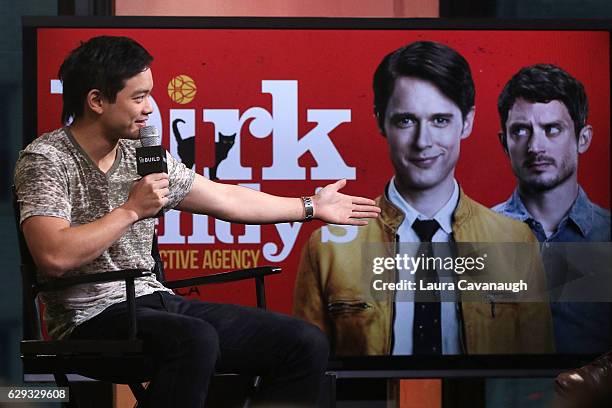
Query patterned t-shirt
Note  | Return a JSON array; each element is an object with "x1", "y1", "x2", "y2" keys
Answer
[{"x1": 14, "y1": 127, "x2": 195, "y2": 339}]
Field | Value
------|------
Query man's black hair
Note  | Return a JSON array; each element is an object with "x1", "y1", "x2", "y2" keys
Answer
[
  {"x1": 497, "y1": 64, "x2": 588, "y2": 148},
  {"x1": 372, "y1": 41, "x2": 475, "y2": 133},
  {"x1": 58, "y1": 36, "x2": 153, "y2": 124}
]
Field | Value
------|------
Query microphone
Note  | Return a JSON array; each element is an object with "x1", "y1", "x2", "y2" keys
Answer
[{"x1": 136, "y1": 126, "x2": 168, "y2": 176}]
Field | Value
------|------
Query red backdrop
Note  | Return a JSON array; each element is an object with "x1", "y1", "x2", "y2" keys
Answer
[{"x1": 36, "y1": 28, "x2": 611, "y2": 314}]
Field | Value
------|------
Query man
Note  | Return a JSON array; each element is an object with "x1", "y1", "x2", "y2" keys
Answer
[
  {"x1": 14, "y1": 36, "x2": 380, "y2": 408},
  {"x1": 293, "y1": 41, "x2": 554, "y2": 356},
  {"x1": 493, "y1": 63, "x2": 612, "y2": 354},
  {"x1": 491, "y1": 64, "x2": 612, "y2": 408}
]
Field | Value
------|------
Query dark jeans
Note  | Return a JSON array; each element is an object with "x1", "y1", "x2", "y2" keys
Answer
[{"x1": 70, "y1": 291, "x2": 329, "y2": 408}]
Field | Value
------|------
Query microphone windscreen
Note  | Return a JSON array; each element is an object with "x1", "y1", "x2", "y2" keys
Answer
[{"x1": 140, "y1": 126, "x2": 161, "y2": 147}]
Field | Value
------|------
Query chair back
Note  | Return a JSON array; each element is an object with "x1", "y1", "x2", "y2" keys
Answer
[
  {"x1": 11, "y1": 185, "x2": 167, "y2": 341},
  {"x1": 12, "y1": 185, "x2": 42, "y2": 341},
  {"x1": 151, "y1": 234, "x2": 165, "y2": 282}
]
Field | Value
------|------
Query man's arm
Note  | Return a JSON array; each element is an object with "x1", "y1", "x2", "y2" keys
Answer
[
  {"x1": 22, "y1": 173, "x2": 169, "y2": 278},
  {"x1": 176, "y1": 173, "x2": 380, "y2": 225}
]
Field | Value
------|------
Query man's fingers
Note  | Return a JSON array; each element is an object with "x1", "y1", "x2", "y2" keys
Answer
[
  {"x1": 139, "y1": 174, "x2": 168, "y2": 190},
  {"x1": 143, "y1": 172, "x2": 168, "y2": 182},
  {"x1": 332, "y1": 179, "x2": 347, "y2": 191},
  {"x1": 151, "y1": 172, "x2": 169, "y2": 180},
  {"x1": 351, "y1": 196, "x2": 378, "y2": 206},
  {"x1": 136, "y1": 173, "x2": 168, "y2": 188},
  {"x1": 350, "y1": 211, "x2": 380, "y2": 219},
  {"x1": 153, "y1": 179, "x2": 170, "y2": 189},
  {"x1": 345, "y1": 219, "x2": 369, "y2": 226},
  {"x1": 352, "y1": 204, "x2": 381, "y2": 213}
]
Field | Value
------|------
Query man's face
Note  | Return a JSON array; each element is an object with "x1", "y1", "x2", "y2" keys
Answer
[
  {"x1": 503, "y1": 98, "x2": 584, "y2": 192},
  {"x1": 382, "y1": 76, "x2": 473, "y2": 193},
  {"x1": 100, "y1": 68, "x2": 153, "y2": 139}
]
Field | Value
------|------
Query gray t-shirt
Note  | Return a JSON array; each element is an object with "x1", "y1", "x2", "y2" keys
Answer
[{"x1": 14, "y1": 127, "x2": 195, "y2": 339}]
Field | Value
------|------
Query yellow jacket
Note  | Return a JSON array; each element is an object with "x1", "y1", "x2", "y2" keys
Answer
[{"x1": 293, "y1": 189, "x2": 554, "y2": 356}]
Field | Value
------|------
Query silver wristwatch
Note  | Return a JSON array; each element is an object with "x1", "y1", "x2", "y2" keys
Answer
[{"x1": 301, "y1": 196, "x2": 314, "y2": 222}]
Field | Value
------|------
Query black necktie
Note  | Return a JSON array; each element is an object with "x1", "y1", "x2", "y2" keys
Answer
[{"x1": 412, "y1": 219, "x2": 442, "y2": 355}]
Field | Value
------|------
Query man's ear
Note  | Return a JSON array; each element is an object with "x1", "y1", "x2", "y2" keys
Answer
[
  {"x1": 86, "y1": 89, "x2": 104, "y2": 115},
  {"x1": 577, "y1": 124, "x2": 593, "y2": 154},
  {"x1": 498, "y1": 131, "x2": 509, "y2": 154},
  {"x1": 460, "y1": 107, "x2": 475, "y2": 140}
]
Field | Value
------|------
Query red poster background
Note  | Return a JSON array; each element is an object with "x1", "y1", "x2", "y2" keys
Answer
[{"x1": 36, "y1": 28, "x2": 611, "y2": 314}]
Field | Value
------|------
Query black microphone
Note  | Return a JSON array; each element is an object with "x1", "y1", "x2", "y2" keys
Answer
[{"x1": 136, "y1": 126, "x2": 168, "y2": 176}]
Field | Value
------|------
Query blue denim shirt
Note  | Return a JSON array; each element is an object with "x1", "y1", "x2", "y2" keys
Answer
[{"x1": 493, "y1": 187, "x2": 611, "y2": 354}]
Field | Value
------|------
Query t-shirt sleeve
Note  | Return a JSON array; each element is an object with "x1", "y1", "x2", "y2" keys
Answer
[
  {"x1": 164, "y1": 151, "x2": 195, "y2": 210},
  {"x1": 14, "y1": 151, "x2": 72, "y2": 224}
]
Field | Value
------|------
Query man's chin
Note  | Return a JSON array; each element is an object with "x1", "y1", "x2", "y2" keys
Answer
[
  {"x1": 399, "y1": 176, "x2": 448, "y2": 192},
  {"x1": 121, "y1": 130, "x2": 141, "y2": 140},
  {"x1": 519, "y1": 164, "x2": 577, "y2": 192},
  {"x1": 520, "y1": 175, "x2": 564, "y2": 192}
]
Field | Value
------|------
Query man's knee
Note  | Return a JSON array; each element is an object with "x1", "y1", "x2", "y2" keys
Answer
[
  {"x1": 151, "y1": 318, "x2": 220, "y2": 370},
  {"x1": 184, "y1": 320, "x2": 220, "y2": 363},
  {"x1": 289, "y1": 320, "x2": 330, "y2": 369}
]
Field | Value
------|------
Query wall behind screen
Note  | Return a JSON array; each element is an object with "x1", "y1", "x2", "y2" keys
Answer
[{"x1": 115, "y1": 0, "x2": 439, "y2": 18}]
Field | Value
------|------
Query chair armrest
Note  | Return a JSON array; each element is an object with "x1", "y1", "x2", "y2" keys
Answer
[
  {"x1": 36, "y1": 269, "x2": 151, "y2": 341},
  {"x1": 36, "y1": 269, "x2": 152, "y2": 292},
  {"x1": 162, "y1": 266, "x2": 281, "y2": 289},
  {"x1": 163, "y1": 266, "x2": 281, "y2": 309}
]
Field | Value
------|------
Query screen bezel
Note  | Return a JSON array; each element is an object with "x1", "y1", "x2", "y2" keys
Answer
[{"x1": 22, "y1": 16, "x2": 612, "y2": 376}]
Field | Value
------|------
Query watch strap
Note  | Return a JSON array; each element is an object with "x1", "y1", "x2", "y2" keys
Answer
[{"x1": 301, "y1": 196, "x2": 314, "y2": 222}]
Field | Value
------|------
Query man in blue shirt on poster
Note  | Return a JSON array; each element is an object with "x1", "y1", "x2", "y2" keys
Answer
[{"x1": 493, "y1": 63, "x2": 611, "y2": 353}]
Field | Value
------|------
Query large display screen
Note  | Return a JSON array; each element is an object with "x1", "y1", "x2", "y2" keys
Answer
[{"x1": 23, "y1": 17, "x2": 612, "y2": 373}]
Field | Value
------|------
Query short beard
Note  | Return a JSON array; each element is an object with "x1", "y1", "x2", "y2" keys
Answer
[{"x1": 519, "y1": 163, "x2": 575, "y2": 193}]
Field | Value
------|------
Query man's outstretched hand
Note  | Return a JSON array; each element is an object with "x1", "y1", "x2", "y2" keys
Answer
[{"x1": 311, "y1": 179, "x2": 381, "y2": 225}]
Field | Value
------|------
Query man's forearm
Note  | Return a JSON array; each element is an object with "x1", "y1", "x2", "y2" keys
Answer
[
  {"x1": 207, "y1": 184, "x2": 305, "y2": 224},
  {"x1": 177, "y1": 176, "x2": 306, "y2": 224},
  {"x1": 24, "y1": 206, "x2": 139, "y2": 277}
]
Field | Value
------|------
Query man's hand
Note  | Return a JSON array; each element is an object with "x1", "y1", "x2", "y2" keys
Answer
[
  {"x1": 311, "y1": 179, "x2": 380, "y2": 225},
  {"x1": 121, "y1": 173, "x2": 169, "y2": 220},
  {"x1": 176, "y1": 173, "x2": 380, "y2": 225}
]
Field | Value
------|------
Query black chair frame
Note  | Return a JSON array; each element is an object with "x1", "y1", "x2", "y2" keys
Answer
[{"x1": 13, "y1": 186, "x2": 281, "y2": 407}]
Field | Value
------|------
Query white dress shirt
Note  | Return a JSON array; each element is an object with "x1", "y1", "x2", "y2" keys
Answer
[{"x1": 388, "y1": 177, "x2": 462, "y2": 355}]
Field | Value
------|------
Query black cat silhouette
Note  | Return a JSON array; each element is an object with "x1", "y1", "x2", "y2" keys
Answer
[
  {"x1": 172, "y1": 118, "x2": 195, "y2": 169},
  {"x1": 209, "y1": 132, "x2": 236, "y2": 181}
]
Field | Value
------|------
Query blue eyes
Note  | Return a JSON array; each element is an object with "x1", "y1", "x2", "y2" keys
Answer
[
  {"x1": 395, "y1": 117, "x2": 415, "y2": 128},
  {"x1": 433, "y1": 117, "x2": 450, "y2": 126},
  {"x1": 512, "y1": 127, "x2": 530, "y2": 138},
  {"x1": 392, "y1": 116, "x2": 450, "y2": 129},
  {"x1": 511, "y1": 126, "x2": 562, "y2": 138},
  {"x1": 545, "y1": 125, "x2": 561, "y2": 136}
]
